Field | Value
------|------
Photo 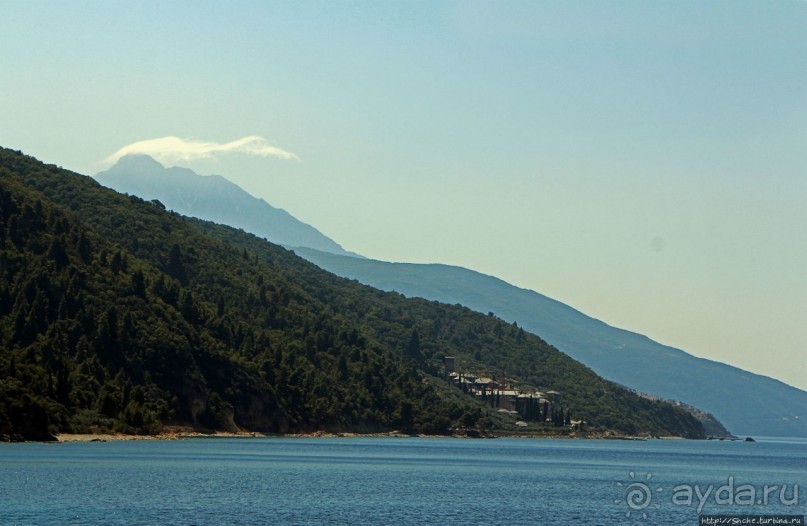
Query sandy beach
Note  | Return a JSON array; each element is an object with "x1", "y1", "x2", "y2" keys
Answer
[{"x1": 54, "y1": 426, "x2": 266, "y2": 443}]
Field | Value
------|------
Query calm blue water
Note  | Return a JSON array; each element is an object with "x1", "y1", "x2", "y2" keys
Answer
[{"x1": 0, "y1": 437, "x2": 804, "y2": 525}]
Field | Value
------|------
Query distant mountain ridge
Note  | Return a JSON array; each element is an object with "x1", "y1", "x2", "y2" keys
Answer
[
  {"x1": 95, "y1": 155, "x2": 359, "y2": 257},
  {"x1": 294, "y1": 248, "x2": 807, "y2": 438},
  {"x1": 95, "y1": 156, "x2": 807, "y2": 438}
]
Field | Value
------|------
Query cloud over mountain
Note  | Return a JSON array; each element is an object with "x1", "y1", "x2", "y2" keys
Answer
[{"x1": 103, "y1": 136, "x2": 299, "y2": 166}]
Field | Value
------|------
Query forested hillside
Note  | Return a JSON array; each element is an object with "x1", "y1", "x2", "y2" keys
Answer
[
  {"x1": 296, "y1": 249, "x2": 807, "y2": 438},
  {"x1": 0, "y1": 148, "x2": 704, "y2": 440}
]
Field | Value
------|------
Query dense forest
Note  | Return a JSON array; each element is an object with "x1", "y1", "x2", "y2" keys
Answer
[{"x1": 0, "y1": 148, "x2": 705, "y2": 440}]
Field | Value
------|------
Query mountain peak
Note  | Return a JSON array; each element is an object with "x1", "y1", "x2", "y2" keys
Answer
[
  {"x1": 108, "y1": 154, "x2": 165, "y2": 173},
  {"x1": 94, "y1": 155, "x2": 359, "y2": 258}
]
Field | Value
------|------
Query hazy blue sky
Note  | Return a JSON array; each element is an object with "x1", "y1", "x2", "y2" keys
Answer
[{"x1": 2, "y1": 1, "x2": 805, "y2": 389}]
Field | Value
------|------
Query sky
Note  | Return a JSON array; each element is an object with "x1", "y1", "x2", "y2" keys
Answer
[{"x1": 1, "y1": 1, "x2": 805, "y2": 390}]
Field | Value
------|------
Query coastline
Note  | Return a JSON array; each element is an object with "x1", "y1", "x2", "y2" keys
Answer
[
  {"x1": 53, "y1": 430, "x2": 421, "y2": 443},
  {"x1": 47, "y1": 428, "x2": 697, "y2": 443},
  {"x1": 54, "y1": 426, "x2": 265, "y2": 443}
]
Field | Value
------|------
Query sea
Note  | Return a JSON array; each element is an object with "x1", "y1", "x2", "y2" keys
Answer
[{"x1": 0, "y1": 436, "x2": 804, "y2": 525}]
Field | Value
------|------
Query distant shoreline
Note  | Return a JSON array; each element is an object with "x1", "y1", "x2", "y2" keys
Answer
[{"x1": 46, "y1": 429, "x2": 695, "y2": 443}]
